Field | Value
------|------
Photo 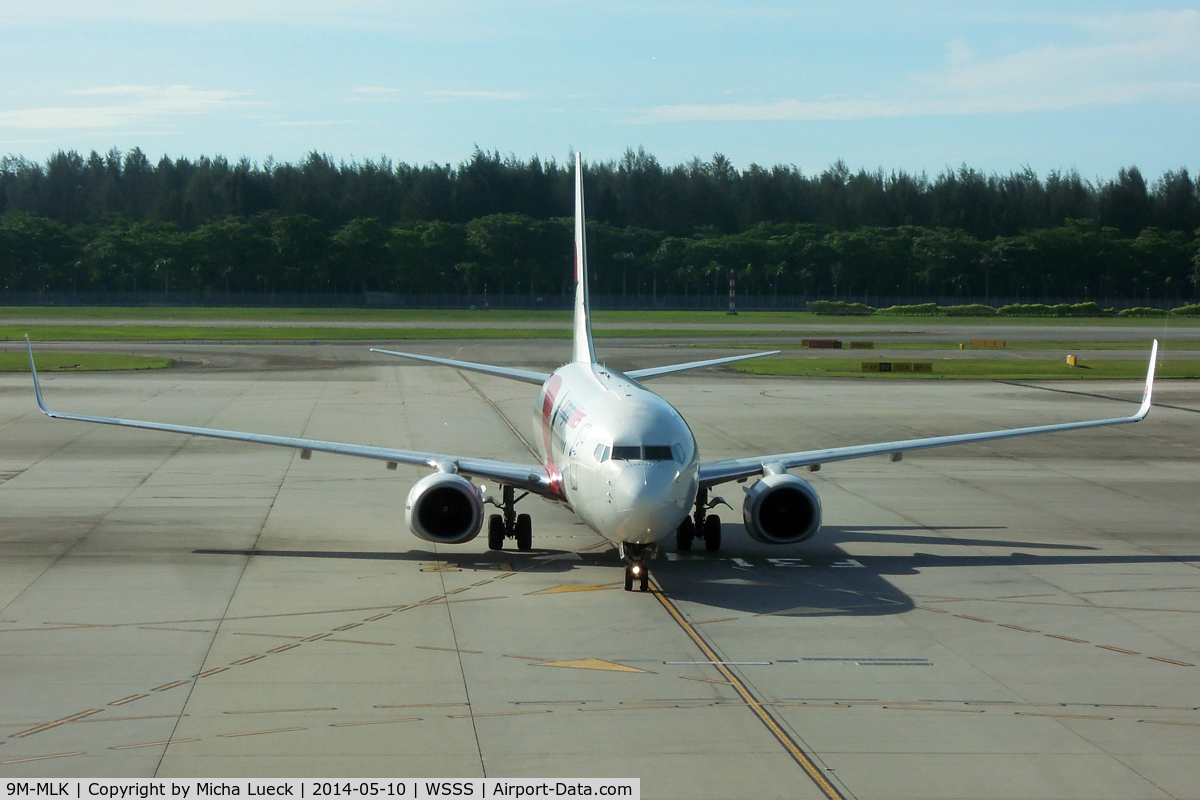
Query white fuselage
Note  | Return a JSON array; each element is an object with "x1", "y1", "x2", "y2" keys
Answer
[{"x1": 533, "y1": 362, "x2": 700, "y2": 545}]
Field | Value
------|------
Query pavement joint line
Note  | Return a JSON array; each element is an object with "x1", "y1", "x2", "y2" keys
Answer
[
  {"x1": 110, "y1": 739, "x2": 200, "y2": 750},
  {"x1": 1139, "y1": 719, "x2": 1200, "y2": 726},
  {"x1": 375, "y1": 703, "x2": 469, "y2": 709},
  {"x1": 1148, "y1": 656, "x2": 1196, "y2": 667},
  {"x1": 108, "y1": 694, "x2": 147, "y2": 706},
  {"x1": 649, "y1": 580, "x2": 846, "y2": 800},
  {"x1": 998, "y1": 624, "x2": 1040, "y2": 632},
  {"x1": 365, "y1": 613, "x2": 391, "y2": 621},
  {"x1": 11, "y1": 709, "x2": 101, "y2": 739},
  {"x1": 503, "y1": 654, "x2": 553, "y2": 662},
  {"x1": 333, "y1": 623, "x2": 363, "y2": 630},
  {"x1": 680, "y1": 676, "x2": 734, "y2": 685},
  {"x1": 151, "y1": 680, "x2": 189, "y2": 692},
  {"x1": 1045, "y1": 634, "x2": 1089, "y2": 643},
  {"x1": 1097, "y1": 645, "x2": 1141, "y2": 654},
  {"x1": 448, "y1": 710, "x2": 553, "y2": 719},
  {"x1": 330, "y1": 718, "x2": 422, "y2": 727},
  {"x1": 326, "y1": 638, "x2": 394, "y2": 646},
  {"x1": 0, "y1": 752, "x2": 85, "y2": 764},
  {"x1": 218, "y1": 727, "x2": 306, "y2": 738},
  {"x1": 1014, "y1": 712, "x2": 1113, "y2": 720},
  {"x1": 224, "y1": 707, "x2": 337, "y2": 715},
  {"x1": 691, "y1": 617, "x2": 738, "y2": 625},
  {"x1": 955, "y1": 614, "x2": 993, "y2": 622},
  {"x1": 471, "y1": 580, "x2": 492, "y2": 586},
  {"x1": 301, "y1": 633, "x2": 331, "y2": 642},
  {"x1": 417, "y1": 645, "x2": 483, "y2": 654}
]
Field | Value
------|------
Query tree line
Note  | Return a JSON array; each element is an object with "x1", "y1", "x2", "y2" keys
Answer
[
  {"x1": 0, "y1": 147, "x2": 1197, "y2": 302},
  {"x1": 2, "y1": 211, "x2": 1197, "y2": 303}
]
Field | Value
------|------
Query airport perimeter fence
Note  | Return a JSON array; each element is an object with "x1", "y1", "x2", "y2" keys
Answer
[{"x1": 0, "y1": 290, "x2": 1189, "y2": 312}]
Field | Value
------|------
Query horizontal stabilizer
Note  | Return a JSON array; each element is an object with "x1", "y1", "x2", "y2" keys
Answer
[
  {"x1": 370, "y1": 348, "x2": 550, "y2": 386},
  {"x1": 626, "y1": 351, "x2": 780, "y2": 381}
]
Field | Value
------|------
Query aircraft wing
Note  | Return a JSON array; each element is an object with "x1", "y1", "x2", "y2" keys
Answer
[
  {"x1": 370, "y1": 348, "x2": 550, "y2": 386},
  {"x1": 699, "y1": 340, "x2": 1158, "y2": 488},
  {"x1": 26, "y1": 338, "x2": 552, "y2": 496},
  {"x1": 626, "y1": 350, "x2": 781, "y2": 381}
]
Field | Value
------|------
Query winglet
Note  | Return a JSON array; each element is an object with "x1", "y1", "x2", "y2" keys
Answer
[
  {"x1": 25, "y1": 335, "x2": 52, "y2": 416},
  {"x1": 572, "y1": 153, "x2": 596, "y2": 364},
  {"x1": 1135, "y1": 339, "x2": 1158, "y2": 420}
]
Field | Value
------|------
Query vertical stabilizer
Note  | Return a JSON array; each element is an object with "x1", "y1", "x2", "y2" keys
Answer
[{"x1": 572, "y1": 153, "x2": 596, "y2": 364}]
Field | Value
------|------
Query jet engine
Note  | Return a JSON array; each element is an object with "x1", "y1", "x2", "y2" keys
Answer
[
  {"x1": 405, "y1": 473, "x2": 485, "y2": 544},
  {"x1": 742, "y1": 473, "x2": 822, "y2": 544}
]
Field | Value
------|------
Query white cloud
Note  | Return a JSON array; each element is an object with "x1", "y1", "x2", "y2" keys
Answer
[
  {"x1": 352, "y1": 87, "x2": 401, "y2": 95},
  {"x1": 636, "y1": 9, "x2": 1200, "y2": 123},
  {"x1": 0, "y1": 85, "x2": 246, "y2": 130}
]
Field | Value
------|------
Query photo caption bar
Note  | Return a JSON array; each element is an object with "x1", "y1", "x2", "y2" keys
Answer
[{"x1": 1, "y1": 781, "x2": 638, "y2": 800}]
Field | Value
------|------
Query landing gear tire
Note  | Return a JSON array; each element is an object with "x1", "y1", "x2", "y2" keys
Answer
[
  {"x1": 487, "y1": 514, "x2": 505, "y2": 550},
  {"x1": 676, "y1": 517, "x2": 695, "y2": 552},
  {"x1": 703, "y1": 515, "x2": 722, "y2": 551},
  {"x1": 515, "y1": 513, "x2": 533, "y2": 551},
  {"x1": 624, "y1": 562, "x2": 649, "y2": 592}
]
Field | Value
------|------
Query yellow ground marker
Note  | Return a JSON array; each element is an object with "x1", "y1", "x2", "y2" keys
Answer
[
  {"x1": 330, "y1": 717, "x2": 421, "y2": 727},
  {"x1": 268, "y1": 643, "x2": 300, "y2": 653},
  {"x1": 1, "y1": 752, "x2": 84, "y2": 764},
  {"x1": 110, "y1": 738, "x2": 200, "y2": 750},
  {"x1": 537, "y1": 658, "x2": 651, "y2": 673},
  {"x1": 12, "y1": 709, "x2": 101, "y2": 738},
  {"x1": 651, "y1": 580, "x2": 846, "y2": 800},
  {"x1": 152, "y1": 680, "x2": 189, "y2": 692},
  {"x1": 528, "y1": 584, "x2": 619, "y2": 595},
  {"x1": 218, "y1": 727, "x2": 306, "y2": 738},
  {"x1": 109, "y1": 694, "x2": 147, "y2": 706},
  {"x1": 196, "y1": 667, "x2": 228, "y2": 678}
]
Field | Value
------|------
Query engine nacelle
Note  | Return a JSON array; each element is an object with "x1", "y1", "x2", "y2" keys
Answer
[
  {"x1": 742, "y1": 473, "x2": 822, "y2": 545},
  {"x1": 405, "y1": 473, "x2": 485, "y2": 544}
]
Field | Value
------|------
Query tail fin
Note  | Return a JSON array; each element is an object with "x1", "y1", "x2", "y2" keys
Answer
[{"x1": 572, "y1": 153, "x2": 596, "y2": 364}]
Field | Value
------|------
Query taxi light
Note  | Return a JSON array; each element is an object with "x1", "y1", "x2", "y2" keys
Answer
[{"x1": 631, "y1": 565, "x2": 641, "y2": 575}]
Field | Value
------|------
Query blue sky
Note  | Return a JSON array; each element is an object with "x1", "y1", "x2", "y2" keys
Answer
[{"x1": 1, "y1": 1, "x2": 1197, "y2": 179}]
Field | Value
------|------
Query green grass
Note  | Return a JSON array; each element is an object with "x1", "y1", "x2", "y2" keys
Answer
[
  {"x1": 3, "y1": 306, "x2": 1199, "y2": 327},
  {"x1": 3, "y1": 325, "x2": 794, "y2": 342},
  {"x1": 1, "y1": 352, "x2": 173, "y2": 372},
  {"x1": 777, "y1": 340, "x2": 1193, "y2": 351},
  {"x1": 733, "y1": 357, "x2": 1198, "y2": 380}
]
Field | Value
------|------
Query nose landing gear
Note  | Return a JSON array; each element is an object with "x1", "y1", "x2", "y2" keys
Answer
[
  {"x1": 485, "y1": 485, "x2": 532, "y2": 551},
  {"x1": 621, "y1": 543, "x2": 656, "y2": 592}
]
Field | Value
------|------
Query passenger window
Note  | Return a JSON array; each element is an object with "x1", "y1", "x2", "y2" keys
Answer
[
  {"x1": 611, "y1": 445, "x2": 641, "y2": 461},
  {"x1": 643, "y1": 445, "x2": 673, "y2": 461}
]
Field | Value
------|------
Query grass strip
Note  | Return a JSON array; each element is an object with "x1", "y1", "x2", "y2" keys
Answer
[
  {"x1": 4, "y1": 307, "x2": 1200, "y2": 326},
  {"x1": 0, "y1": 352, "x2": 173, "y2": 372},
  {"x1": 733, "y1": 358, "x2": 1200, "y2": 380}
]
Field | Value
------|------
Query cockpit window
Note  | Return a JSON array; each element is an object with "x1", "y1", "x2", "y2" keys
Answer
[
  {"x1": 609, "y1": 444, "x2": 680, "y2": 462},
  {"x1": 594, "y1": 444, "x2": 610, "y2": 462}
]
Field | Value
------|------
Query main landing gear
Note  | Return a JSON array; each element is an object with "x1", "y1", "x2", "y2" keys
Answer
[
  {"x1": 676, "y1": 486, "x2": 730, "y2": 553},
  {"x1": 621, "y1": 543, "x2": 656, "y2": 592},
  {"x1": 486, "y1": 485, "x2": 532, "y2": 552}
]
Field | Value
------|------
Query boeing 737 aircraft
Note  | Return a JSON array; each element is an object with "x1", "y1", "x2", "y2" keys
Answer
[{"x1": 27, "y1": 154, "x2": 1158, "y2": 591}]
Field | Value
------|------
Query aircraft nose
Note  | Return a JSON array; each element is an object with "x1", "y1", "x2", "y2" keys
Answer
[{"x1": 611, "y1": 464, "x2": 687, "y2": 540}]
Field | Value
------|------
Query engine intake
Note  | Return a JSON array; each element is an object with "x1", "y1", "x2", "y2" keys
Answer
[
  {"x1": 405, "y1": 473, "x2": 484, "y2": 544},
  {"x1": 742, "y1": 473, "x2": 822, "y2": 544}
]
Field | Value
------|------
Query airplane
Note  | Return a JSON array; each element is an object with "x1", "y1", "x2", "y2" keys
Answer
[{"x1": 25, "y1": 154, "x2": 1159, "y2": 592}]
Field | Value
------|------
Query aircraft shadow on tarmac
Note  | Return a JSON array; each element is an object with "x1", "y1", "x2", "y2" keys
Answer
[{"x1": 195, "y1": 523, "x2": 1199, "y2": 619}]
